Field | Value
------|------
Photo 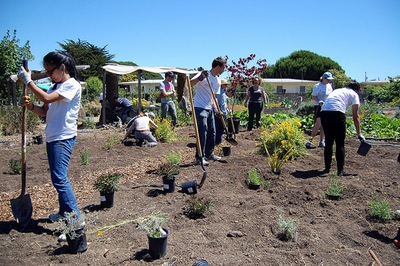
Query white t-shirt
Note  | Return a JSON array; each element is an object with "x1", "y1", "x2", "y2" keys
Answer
[
  {"x1": 193, "y1": 71, "x2": 221, "y2": 110},
  {"x1": 321, "y1": 87, "x2": 360, "y2": 114},
  {"x1": 134, "y1": 116, "x2": 151, "y2": 131},
  {"x1": 312, "y1": 82, "x2": 333, "y2": 105},
  {"x1": 45, "y1": 78, "x2": 81, "y2": 142}
]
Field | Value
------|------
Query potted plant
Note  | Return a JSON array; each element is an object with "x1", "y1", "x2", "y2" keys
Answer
[
  {"x1": 135, "y1": 212, "x2": 169, "y2": 259},
  {"x1": 158, "y1": 152, "x2": 181, "y2": 193},
  {"x1": 325, "y1": 176, "x2": 345, "y2": 200},
  {"x1": 93, "y1": 173, "x2": 122, "y2": 208},
  {"x1": 246, "y1": 167, "x2": 270, "y2": 190},
  {"x1": 54, "y1": 211, "x2": 87, "y2": 254}
]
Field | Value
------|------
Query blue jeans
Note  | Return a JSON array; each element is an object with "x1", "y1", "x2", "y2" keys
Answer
[
  {"x1": 195, "y1": 107, "x2": 215, "y2": 159},
  {"x1": 46, "y1": 137, "x2": 81, "y2": 218},
  {"x1": 215, "y1": 115, "x2": 225, "y2": 146},
  {"x1": 121, "y1": 105, "x2": 133, "y2": 123},
  {"x1": 161, "y1": 101, "x2": 177, "y2": 126}
]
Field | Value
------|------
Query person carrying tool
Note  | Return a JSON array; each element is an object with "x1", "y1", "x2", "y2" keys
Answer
[
  {"x1": 306, "y1": 71, "x2": 334, "y2": 149},
  {"x1": 320, "y1": 80, "x2": 365, "y2": 176},
  {"x1": 190, "y1": 57, "x2": 227, "y2": 166},
  {"x1": 18, "y1": 51, "x2": 85, "y2": 242},
  {"x1": 159, "y1": 71, "x2": 177, "y2": 127},
  {"x1": 215, "y1": 79, "x2": 233, "y2": 145}
]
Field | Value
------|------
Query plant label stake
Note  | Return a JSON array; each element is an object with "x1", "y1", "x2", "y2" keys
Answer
[{"x1": 10, "y1": 59, "x2": 33, "y2": 229}]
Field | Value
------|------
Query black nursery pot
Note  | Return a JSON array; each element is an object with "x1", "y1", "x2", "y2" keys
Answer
[
  {"x1": 162, "y1": 176, "x2": 175, "y2": 193},
  {"x1": 181, "y1": 180, "x2": 198, "y2": 194},
  {"x1": 357, "y1": 141, "x2": 371, "y2": 156},
  {"x1": 66, "y1": 229, "x2": 88, "y2": 254},
  {"x1": 222, "y1": 146, "x2": 231, "y2": 156},
  {"x1": 326, "y1": 193, "x2": 340, "y2": 200},
  {"x1": 147, "y1": 228, "x2": 169, "y2": 259},
  {"x1": 100, "y1": 191, "x2": 114, "y2": 208}
]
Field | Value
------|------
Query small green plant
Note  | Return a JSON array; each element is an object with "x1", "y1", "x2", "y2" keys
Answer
[
  {"x1": 135, "y1": 212, "x2": 168, "y2": 238},
  {"x1": 325, "y1": 176, "x2": 345, "y2": 197},
  {"x1": 368, "y1": 196, "x2": 392, "y2": 221},
  {"x1": 157, "y1": 161, "x2": 180, "y2": 179},
  {"x1": 154, "y1": 118, "x2": 176, "y2": 143},
  {"x1": 247, "y1": 167, "x2": 270, "y2": 188},
  {"x1": 104, "y1": 132, "x2": 120, "y2": 150},
  {"x1": 93, "y1": 173, "x2": 122, "y2": 193},
  {"x1": 80, "y1": 147, "x2": 89, "y2": 165},
  {"x1": 8, "y1": 159, "x2": 21, "y2": 174},
  {"x1": 184, "y1": 195, "x2": 213, "y2": 218},
  {"x1": 54, "y1": 211, "x2": 86, "y2": 240},
  {"x1": 277, "y1": 208, "x2": 297, "y2": 241},
  {"x1": 264, "y1": 144, "x2": 292, "y2": 174},
  {"x1": 165, "y1": 151, "x2": 181, "y2": 165}
]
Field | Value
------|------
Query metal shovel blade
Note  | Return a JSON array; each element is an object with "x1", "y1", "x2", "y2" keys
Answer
[
  {"x1": 10, "y1": 194, "x2": 33, "y2": 228},
  {"x1": 225, "y1": 136, "x2": 238, "y2": 146}
]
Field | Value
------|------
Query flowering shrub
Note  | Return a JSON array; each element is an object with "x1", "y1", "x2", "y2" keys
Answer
[
  {"x1": 154, "y1": 118, "x2": 176, "y2": 143},
  {"x1": 184, "y1": 195, "x2": 213, "y2": 219}
]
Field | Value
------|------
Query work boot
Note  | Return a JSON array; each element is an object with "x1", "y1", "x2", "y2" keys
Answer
[{"x1": 206, "y1": 154, "x2": 222, "y2": 161}]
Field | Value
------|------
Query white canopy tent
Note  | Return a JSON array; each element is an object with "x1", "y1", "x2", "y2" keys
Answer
[{"x1": 100, "y1": 63, "x2": 198, "y2": 124}]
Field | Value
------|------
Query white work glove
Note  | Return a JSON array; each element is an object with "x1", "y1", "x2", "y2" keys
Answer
[
  {"x1": 357, "y1": 133, "x2": 366, "y2": 142},
  {"x1": 318, "y1": 101, "x2": 324, "y2": 106},
  {"x1": 17, "y1": 66, "x2": 32, "y2": 85},
  {"x1": 197, "y1": 70, "x2": 208, "y2": 81}
]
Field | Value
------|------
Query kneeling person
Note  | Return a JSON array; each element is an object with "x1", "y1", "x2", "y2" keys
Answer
[{"x1": 124, "y1": 112, "x2": 158, "y2": 147}]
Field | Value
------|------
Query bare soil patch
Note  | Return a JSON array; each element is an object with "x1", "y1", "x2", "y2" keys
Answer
[{"x1": 0, "y1": 125, "x2": 399, "y2": 265}]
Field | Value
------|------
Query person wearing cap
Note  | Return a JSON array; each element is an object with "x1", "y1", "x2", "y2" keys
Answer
[
  {"x1": 190, "y1": 57, "x2": 227, "y2": 166},
  {"x1": 320, "y1": 80, "x2": 365, "y2": 176},
  {"x1": 215, "y1": 79, "x2": 232, "y2": 145},
  {"x1": 123, "y1": 112, "x2": 158, "y2": 147},
  {"x1": 243, "y1": 77, "x2": 268, "y2": 131},
  {"x1": 306, "y1": 71, "x2": 334, "y2": 149},
  {"x1": 159, "y1": 71, "x2": 177, "y2": 127}
]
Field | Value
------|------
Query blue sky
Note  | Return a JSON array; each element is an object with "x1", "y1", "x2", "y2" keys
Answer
[{"x1": 1, "y1": 0, "x2": 399, "y2": 82}]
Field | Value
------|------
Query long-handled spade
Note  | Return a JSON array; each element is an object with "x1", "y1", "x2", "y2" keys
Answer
[
  {"x1": 10, "y1": 59, "x2": 33, "y2": 229},
  {"x1": 186, "y1": 76, "x2": 207, "y2": 189},
  {"x1": 205, "y1": 76, "x2": 238, "y2": 146}
]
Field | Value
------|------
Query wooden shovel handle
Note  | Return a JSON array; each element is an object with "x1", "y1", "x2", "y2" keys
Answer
[
  {"x1": 369, "y1": 249, "x2": 383, "y2": 266},
  {"x1": 20, "y1": 59, "x2": 28, "y2": 197}
]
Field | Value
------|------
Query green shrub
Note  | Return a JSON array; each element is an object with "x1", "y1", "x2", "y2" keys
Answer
[
  {"x1": 368, "y1": 196, "x2": 392, "y2": 221},
  {"x1": 277, "y1": 208, "x2": 297, "y2": 241},
  {"x1": 184, "y1": 195, "x2": 213, "y2": 218},
  {"x1": 8, "y1": 159, "x2": 21, "y2": 174},
  {"x1": 0, "y1": 105, "x2": 41, "y2": 136},
  {"x1": 154, "y1": 118, "x2": 176, "y2": 143}
]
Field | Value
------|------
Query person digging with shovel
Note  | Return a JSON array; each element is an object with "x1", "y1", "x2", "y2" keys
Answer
[
  {"x1": 190, "y1": 57, "x2": 227, "y2": 166},
  {"x1": 18, "y1": 51, "x2": 85, "y2": 245}
]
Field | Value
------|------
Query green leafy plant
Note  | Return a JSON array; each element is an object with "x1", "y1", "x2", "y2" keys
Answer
[
  {"x1": 165, "y1": 151, "x2": 181, "y2": 165},
  {"x1": 8, "y1": 158, "x2": 21, "y2": 174},
  {"x1": 277, "y1": 208, "x2": 297, "y2": 241},
  {"x1": 325, "y1": 176, "x2": 345, "y2": 197},
  {"x1": 54, "y1": 211, "x2": 86, "y2": 240},
  {"x1": 157, "y1": 161, "x2": 179, "y2": 180},
  {"x1": 93, "y1": 173, "x2": 122, "y2": 193},
  {"x1": 154, "y1": 118, "x2": 176, "y2": 143},
  {"x1": 135, "y1": 212, "x2": 168, "y2": 238},
  {"x1": 80, "y1": 147, "x2": 89, "y2": 165},
  {"x1": 368, "y1": 196, "x2": 392, "y2": 221},
  {"x1": 184, "y1": 195, "x2": 213, "y2": 219},
  {"x1": 247, "y1": 167, "x2": 270, "y2": 188},
  {"x1": 104, "y1": 132, "x2": 120, "y2": 150}
]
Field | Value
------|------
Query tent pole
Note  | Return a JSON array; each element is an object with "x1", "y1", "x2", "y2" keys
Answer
[
  {"x1": 101, "y1": 69, "x2": 106, "y2": 125},
  {"x1": 138, "y1": 70, "x2": 142, "y2": 112}
]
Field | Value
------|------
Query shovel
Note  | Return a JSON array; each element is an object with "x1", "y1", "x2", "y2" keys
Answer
[
  {"x1": 10, "y1": 59, "x2": 33, "y2": 229},
  {"x1": 205, "y1": 76, "x2": 238, "y2": 146},
  {"x1": 186, "y1": 76, "x2": 207, "y2": 189}
]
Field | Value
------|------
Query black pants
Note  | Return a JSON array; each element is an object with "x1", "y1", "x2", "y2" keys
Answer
[
  {"x1": 247, "y1": 102, "x2": 263, "y2": 131},
  {"x1": 320, "y1": 111, "x2": 346, "y2": 173}
]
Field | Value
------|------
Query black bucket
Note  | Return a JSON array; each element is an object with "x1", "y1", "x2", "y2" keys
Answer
[
  {"x1": 181, "y1": 180, "x2": 197, "y2": 194},
  {"x1": 33, "y1": 135, "x2": 43, "y2": 145},
  {"x1": 357, "y1": 141, "x2": 371, "y2": 156},
  {"x1": 222, "y1": 146, "x2": 231, "y2": 156},
  {"x1": 228, "y1": 118, "x2": 240, "y2": 134}
]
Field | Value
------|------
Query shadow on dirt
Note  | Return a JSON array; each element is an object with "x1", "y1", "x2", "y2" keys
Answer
[
  {"x1": 364, "y1": 230, "x2": 394, "y2": 244},
  {"x1": 0, "y1": 218, "x2": 53, "y2": 235},
  {"x1": 291, "y1": 169, "x2": 324, "y2": 179}
]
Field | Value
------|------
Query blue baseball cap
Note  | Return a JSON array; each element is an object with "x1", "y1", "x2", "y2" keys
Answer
[{"x1": 322, "y1": 72, "x2": 334, "y2": 80}]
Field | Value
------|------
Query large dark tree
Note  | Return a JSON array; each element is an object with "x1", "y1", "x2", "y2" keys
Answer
[
  {"x1": 262, "y1": 50, "x2": 344, "y2": 81},
  {"x1": 58, "y1": 39, "x2": 114, "y2": 80}
]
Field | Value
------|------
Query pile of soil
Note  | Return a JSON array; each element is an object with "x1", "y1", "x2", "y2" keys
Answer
[{"x1": 0, "y1": 125, "x2": 399, "y2": 265}]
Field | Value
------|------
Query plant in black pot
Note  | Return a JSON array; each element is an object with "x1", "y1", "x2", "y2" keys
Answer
[
  {"x1": 157, "y1": 152, "x2": 181, "y2": 193},
  {"x1": 135, "y1": 212, "x2": 169, "y2": 259},
  {"x1": 325, "y1": 176, "x2": 345, "y2": 200},
  {"x1": 246, "y1": 167, "x2": 270, "y2": 190},
  {"x1": 54, "y1": 211, "x2": 87, "y2": 254},
  {"x1": 93, "y1": 173, "x2": 122, "y2": 208}
]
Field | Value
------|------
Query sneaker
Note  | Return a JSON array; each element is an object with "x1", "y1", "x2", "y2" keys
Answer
[
  {"x1": 318, "y1": 141, "x2": 325, "y2": 148},
  {"x1": 58, "y1": 233, "x2": 67, "y2": 242},
  {"x1": 196, "y1": 158, "x2": 209, "y2": 166},
  {"x1": 49, "y1": 213, "x2": 62, "y2": 222},
  {"x1": 338, "y1": 171, "x2": 352, "y2": 177},
  {"x1": 305, "y1": 142, "x2": 315, "y2": 149},
  {"x1": 206, "y1": 154, "x2": 221, "y2": 161}
]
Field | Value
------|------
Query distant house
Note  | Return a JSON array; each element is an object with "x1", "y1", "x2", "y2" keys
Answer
[
  {"x1": 262, "y1": 78, "x2": 317, "y2": 95},
  {"x1": 119, "y1": 79, "x2": 163, "y2": 94}
]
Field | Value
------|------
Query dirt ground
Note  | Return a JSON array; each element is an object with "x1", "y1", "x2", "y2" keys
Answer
[{"x1": 0, "y1": 123, "x2": 400, "y2": 266}]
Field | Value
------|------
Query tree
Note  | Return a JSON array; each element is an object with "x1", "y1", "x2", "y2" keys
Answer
[
  {"x1": 0, "y1": 30, "x2": 34, "y2": 105},
  {"x1": 83, "y1": 76, "x2": 103, "y2": 101},
  {"x1": 58, "y1": 39, "x2": 114, "y2": 80},
  {"x1": 262, "y1": 50, "x2": 344, "y2": 81}
]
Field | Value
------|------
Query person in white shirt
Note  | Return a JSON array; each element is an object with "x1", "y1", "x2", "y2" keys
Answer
[
  {"x1": 306, "y1": 71, "x2": 334, "y2": 148},
  {"x1": 123, "y1": 112, "x2": 158, "y2": 147},
  {"x1": 190, "y1": 57, "x2": 226, "y2": 166},
  {"x1": 320, "y1": 81, "x2": 366, "y2": 176}
]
